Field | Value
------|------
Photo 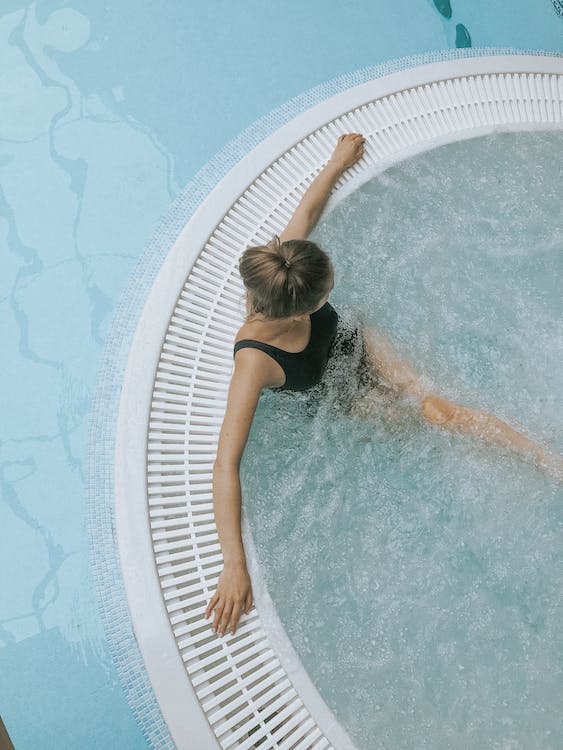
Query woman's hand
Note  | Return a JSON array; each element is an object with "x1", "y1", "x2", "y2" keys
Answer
[
  {"x1": 205, "y1": 561, "x2": 254, "y2": 636},
  {"x1": 329, "y1": 133, "x2": 366, "y2": 171}
]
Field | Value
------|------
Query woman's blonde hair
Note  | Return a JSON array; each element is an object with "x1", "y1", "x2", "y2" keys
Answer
[{"x1": 239, "y1": 235, "x2": 333, "y2": 318}]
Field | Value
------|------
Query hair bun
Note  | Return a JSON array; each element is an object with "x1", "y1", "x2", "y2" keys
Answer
[{"x1": 283, "y1": 258, "x2": 291, "y2": 269}]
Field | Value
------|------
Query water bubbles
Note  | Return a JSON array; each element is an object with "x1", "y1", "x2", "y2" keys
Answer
[{"x1": 242, "y1": 132, "x2": 563, "y2": 749}]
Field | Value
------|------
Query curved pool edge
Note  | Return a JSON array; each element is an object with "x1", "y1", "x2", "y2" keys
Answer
[{"x1": 87, "y1": 46, "x2": 563, "y2": 750}]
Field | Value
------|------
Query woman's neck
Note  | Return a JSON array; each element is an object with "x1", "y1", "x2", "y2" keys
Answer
[{"x1": 247, "y1": 311, "x2": 308, "y2": 324}]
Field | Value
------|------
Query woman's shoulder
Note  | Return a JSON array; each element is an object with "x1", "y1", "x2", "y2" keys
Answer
[
  {"x1": 234, "y1": 319, "x2": 259, "y2": 345},
  {"x1": 232, "y1": 322, "x2": 286, "y2": 388}
]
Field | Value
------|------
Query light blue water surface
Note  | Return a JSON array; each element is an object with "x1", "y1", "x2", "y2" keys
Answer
[
  {"x1": 0, "y1": 0, "x2": 562, "y2": 748},
  {"x1": 241, "y1": 132, "x2": 563, "y2": 750}
]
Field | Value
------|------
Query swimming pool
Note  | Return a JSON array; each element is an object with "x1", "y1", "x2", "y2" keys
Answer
[
  {"x1": 3, "y1": 2, "x2": 563, "y2": 748},
  {"x1": 113, "y1": 55, "x2": 563, "y2": 749},
  {"x1": 241, "y1": 129, "x2": 563, "y2": 749}
]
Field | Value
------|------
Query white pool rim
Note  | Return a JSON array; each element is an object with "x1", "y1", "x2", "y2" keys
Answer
[{"x1": 115, "y1": 53, "x2": 563, "y2": 750}]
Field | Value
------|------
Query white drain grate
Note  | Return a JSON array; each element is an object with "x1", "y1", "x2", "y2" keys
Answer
[{"x1": 115, "y1": 55, "x2": 563, "y2": 750}]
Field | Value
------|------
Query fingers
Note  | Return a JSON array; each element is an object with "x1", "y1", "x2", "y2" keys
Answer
[
  {"x1": 210, "y1": 600, "x2": 224, "y2": 633},
  {"x1": 245, "y1": 591, "x2": 253, "y2": 613},
  {"x1": 214, "y1": 600, "x2": 233, "y2": 636},
  {"x1": 331, "y1": 134, "x2": 366, "y2": 170},
  {"x1": 204, "y1": 591, "x2": 219, "y2": 620},
  {"x1": 206, "y1": 595, "x2": 253, "y2": 636},
  {"x1": 226, "y1": 601, "x2": 244, "y2": 635}
]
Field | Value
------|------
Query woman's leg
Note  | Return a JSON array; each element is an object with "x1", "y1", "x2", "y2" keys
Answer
[
  {"x1": 354, "y1": 326, "x2": 563, "y2": 481},
  {"x1": 359, "y1": 326, "x2": 430, "y2": 400},
  {"x1": 421, "y1": 394, "x2": 563, "y2": 480}
]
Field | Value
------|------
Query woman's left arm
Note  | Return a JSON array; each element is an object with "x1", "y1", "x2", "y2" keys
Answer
[{"x1": 280, "y1": 133, "x2": 365, "y2": 242}]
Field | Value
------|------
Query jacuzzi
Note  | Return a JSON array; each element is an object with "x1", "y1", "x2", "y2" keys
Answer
[{"x1": 112, "y1": 54, "x2": 563, "y2": 749}]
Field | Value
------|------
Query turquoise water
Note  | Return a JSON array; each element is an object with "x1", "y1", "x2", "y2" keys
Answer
[
  {"x1": 241, "y1": 132, "x2": 563, "y2": 749},
  {"x1": 1, "y1": 0, "x2": 562, "y2": 746}
]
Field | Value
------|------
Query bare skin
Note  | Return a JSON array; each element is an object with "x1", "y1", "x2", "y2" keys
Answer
[
  {"x1": 205, "y1": 288, "x2": 334, "y2": 638},
  {"x1": 206, "y1": 133, "x2": 563, "y2": 640},
  {"x1": 205, "y1": 135, "x2": 362, "y2": 638},
  {"x1": 351, "y1": 326, "x2": 563, "y2": 480}
]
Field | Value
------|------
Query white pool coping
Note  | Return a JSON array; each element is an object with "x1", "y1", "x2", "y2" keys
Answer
[{"x1": 115, "y1": 54, "x2": 563, "y2": 750}]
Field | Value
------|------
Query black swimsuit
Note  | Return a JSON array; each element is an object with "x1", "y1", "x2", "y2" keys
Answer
[
  {"x1": 233, "y1": 303, "x2": 396, "y2": 418},
  {"x1": 233, "y1": 298, "x2": 380, "y2": 399},
  {"x1": 233, "y1": 301, "x2": 340, "y2": 392}
]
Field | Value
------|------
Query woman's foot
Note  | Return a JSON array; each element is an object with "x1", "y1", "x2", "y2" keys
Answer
[{"x1": 534, "y1": 449, "x2": 563, "y2": 482}]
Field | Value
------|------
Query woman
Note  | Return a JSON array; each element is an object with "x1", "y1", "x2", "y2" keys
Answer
[{"x1": 205, "y1": 133, "x2": 563, "y2": 638}]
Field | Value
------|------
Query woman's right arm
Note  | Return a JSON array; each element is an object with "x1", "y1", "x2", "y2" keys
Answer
[{"x1": 205, "y1": 348, "x2": 271, "y2": 636}]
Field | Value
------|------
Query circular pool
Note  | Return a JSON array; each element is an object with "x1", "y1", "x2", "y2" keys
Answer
[{"x1": 114, "y1": 54, "x2": 563, "y2": 749}]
